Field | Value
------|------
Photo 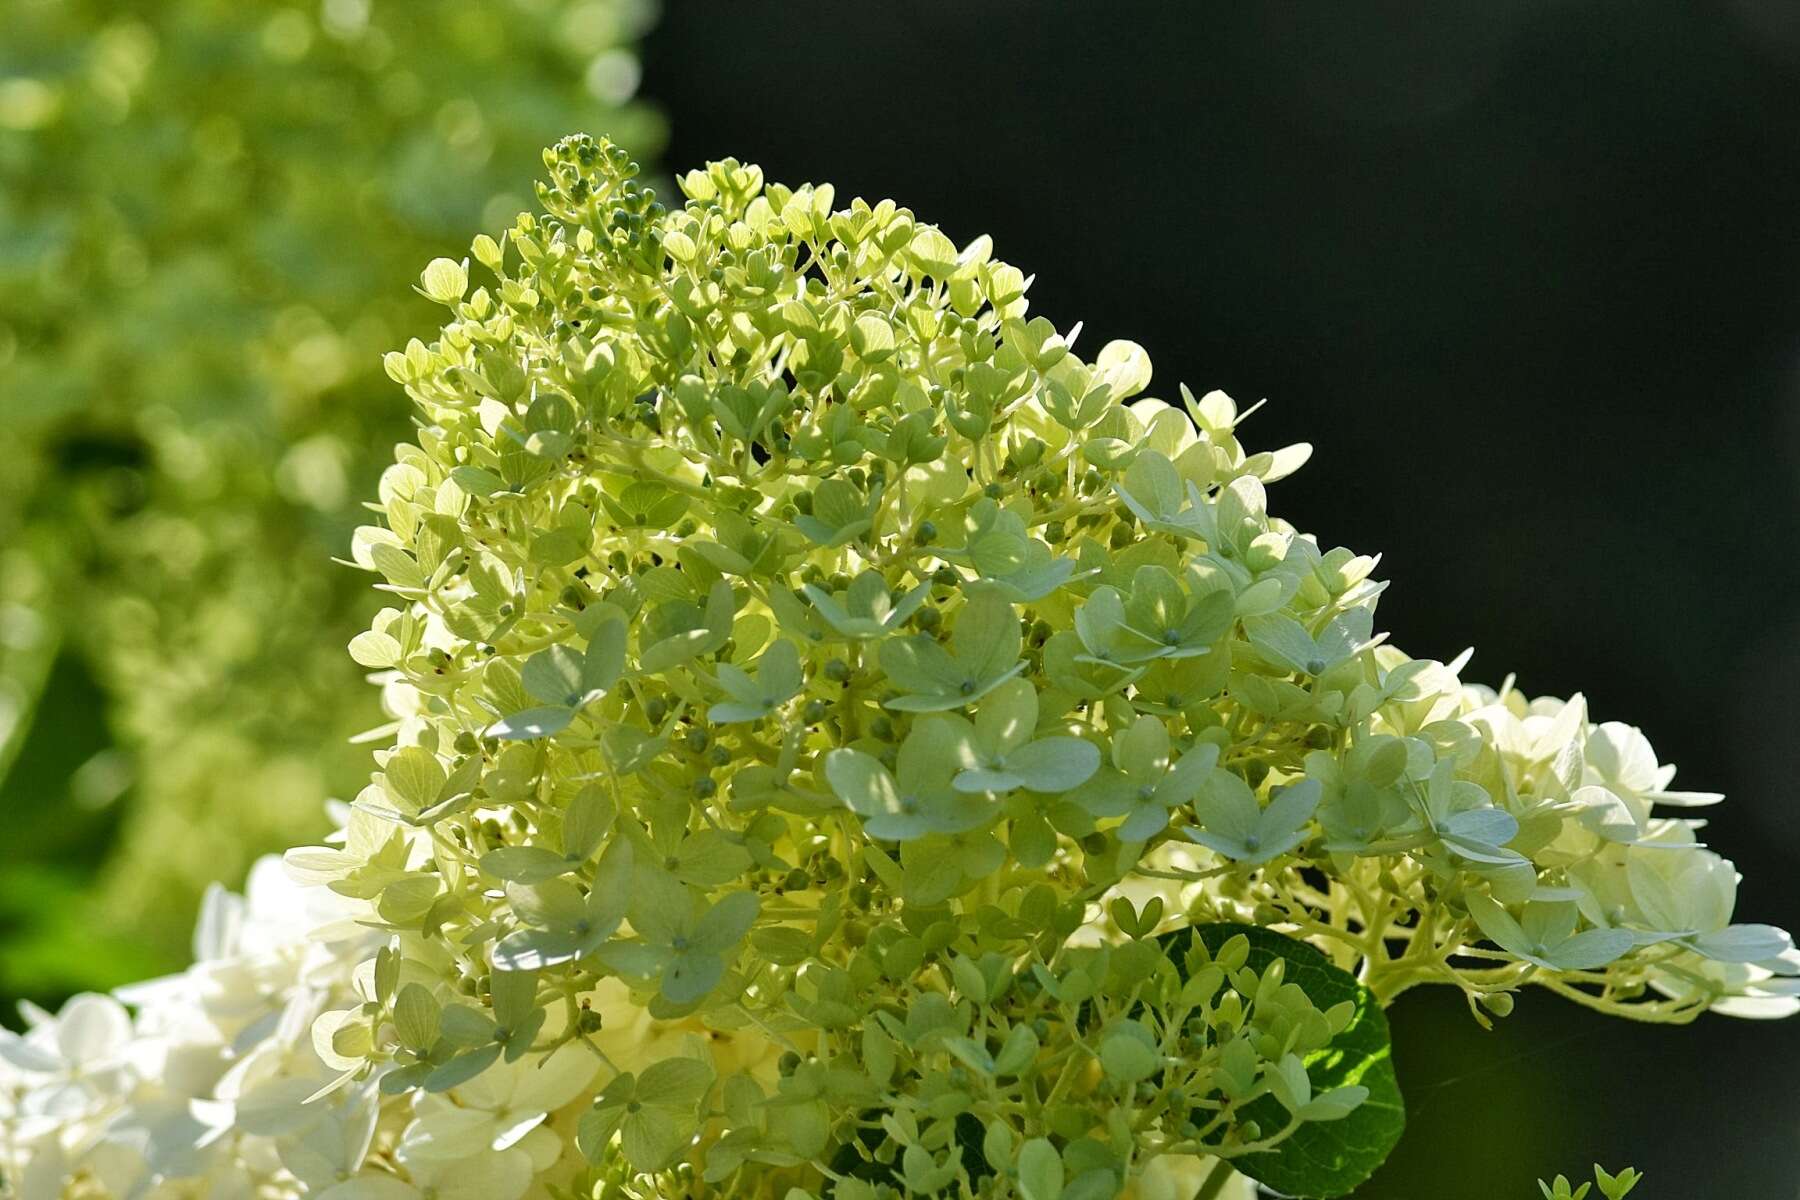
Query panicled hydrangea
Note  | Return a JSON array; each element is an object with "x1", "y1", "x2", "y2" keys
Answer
[
  {"x1": 0, "y1": 851, "x2": 714, "y2": 1200},
  {"x1": 6, "y1": 136, "x2": 1792, "y2": 1199}
]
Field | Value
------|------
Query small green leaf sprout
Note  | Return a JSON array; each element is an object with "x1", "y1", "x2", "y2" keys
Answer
[{"x1": 1538, "y1": 1163, "x2": 1644, "y2": 1200}]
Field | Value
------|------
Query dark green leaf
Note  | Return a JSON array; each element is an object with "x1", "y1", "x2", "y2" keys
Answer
[{"x1": 1162, "y1": 923, "x2": 1404, "y2": 1199}]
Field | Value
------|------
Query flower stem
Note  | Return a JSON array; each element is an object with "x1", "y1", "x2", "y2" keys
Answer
[{"x1": 1194, "y1": 1158, "x2": 1239, "y2": 1200}]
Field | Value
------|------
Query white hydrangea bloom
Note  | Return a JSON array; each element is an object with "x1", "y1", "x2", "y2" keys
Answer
[
  {"x1": 1433, "y1": 678, "x2": 1797, "y2": 1014},
  {"x1": 6, "y1": 143, "x2": 1795, "y2": 1199},
  {"x1": 5, "y1": 556, "x2": 1790, "y2": 1200},
  {"x1": 1, "y1": 801, "x2": 786, "y2": 1200}
]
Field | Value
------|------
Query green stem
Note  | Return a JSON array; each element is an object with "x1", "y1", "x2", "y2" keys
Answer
[{"x1": 1194, "y1": 1158, "x2": 1239, "y2": 1200}]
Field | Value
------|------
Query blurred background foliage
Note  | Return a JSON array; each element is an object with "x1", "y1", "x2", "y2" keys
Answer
[
  {"x1": 0, "y1": 0, "x2": 662, "y2": 999},
  {"x1": 3, "y1": 0, "x2": 1798, "y2": 1194}
]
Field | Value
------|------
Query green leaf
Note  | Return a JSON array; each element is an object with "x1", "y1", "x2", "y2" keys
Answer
[
  {"x1": 622, "y1": 1100, "x2": 699, "y2": 1169},
  {"x1": 1094, "y1": 339, "x2": 1151, "y2": 401},
  {"x1": 1007, "y1": 738, "x2": 1101, "y2": 794},
  {"x1": 993, "y1": 1023, "x2": 1041, "y2": 1077},
  {"x1": 640, "y1": 580, "x2": 736, "y2": 672},
  {"x1": 803, "y1": 572, "x2": 929, "y2": 639},
  {"x1": 825, "y1": 748, "x2": 901, "y2": 823},
  {"x1": 831, "y1": 1114, "x2": 992, "y2": 1194},
  {"x1": 973, "y1": 676, "x2": 1036, "y2": 753},
  {"x1": 348, "y1": 630, "x2": 403, "y2": 668},
  {"x1": 492, "y1": 927, "x2": 592, "y2": 972},
  {"x1": 486, "y1": 705, "x2": 575, "y2": 740},
  {"x1": 1184, "y1": 773, "x2": 1319, "y2": 866},
  {"x1": 878, "y1": 637, "x2": 964, "y2": 703},
  {"x1": 1466, "y1": 895, "x2": 1634, "y2": 972},
  {"x1": 637, "y1": 1055, "x2": 715, "y2": 1106},
  {"x1": 1244, "y1": 613, "x2": 1324, "y2": 675},
  {"x1": 880, "y1": 591, "x2": 1024, "y2": 712},
  {"x1": 384, "y1": 746, "x2": 446, "y2": 813},
  {"x1": 1098, "y1": 1027, "x2": 1158, "y2": 1084},
  {"x1": 1114, "y1": 451, "x2": 1185, "y2": 528},
  {"x1": 1017, "y1": 1137, "x2": 1064, "y2": 1200},
  {"x1": 418, "y1": 257, "x2": 468, "y2": 304},
  {"x1": 1594, "y1": 1165, "x2": 1644, "y2": 1200},
  {"x1": 709, "y1": 639, "x2": 803, "y2": 723},
  {"x1": 583, "y1": 617, "x2": 628, "y2": 694},
  {"x1": 450, "y1": 465, "x2": 507, "y2": 496},
  {"x1": 580, "y1": 1056, "x2": 712, "y2": 1172},
  {"x1": 626, "y1": 1065, "x2": 709, "y2": 1165},
  {"x1": 952, "y1": 589, "x2": 1021, "y2": 682},
  {"x1": 490, "y1": 964, "x2": 539, "y2": 1032},
  {"x1": 828, "y1": 725, "x2": 988, "y2": 841},
  {"x1": 1161, "y1": 923, "x2": 1405, "y2": 1198},
  {"x1": 561, "y1": 784, "x2": 616, "y2": 862},
  {"x1": 393, "y1": 983, "x2": 440, "y2": 1051},
  {"x1": 578, "y1": 1093, "x2": 627, "y2": 1162},
  {"x1": 693, "y1": 890, "x2": 761, "y2": 955},
  {"x1": 508, "y1": 878, "x2": 589, "y2": 930},
  {"x1": 479, "y1": 846, "x2": 572, "y2": 883},
  {"x1": 794, "y1": 479, "x2": 872, "y2": 547},
  {"x1": 437, "y1": 1002, "x2": 498, "y2": 1046},
  {"x1": 907, "y1": 226, "x2": 959, "y2": 278},
  {"x1": 667, "y1": 829, "x2": 753, "y2": 887},
  {"x1": 424, "y1": 1042, "x2": 501, "y2": 1092},
  {"x1": 1010, "y1": 813, "x2": 1057, "y2": 868}
]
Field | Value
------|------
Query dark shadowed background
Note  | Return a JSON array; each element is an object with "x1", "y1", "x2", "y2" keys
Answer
[{"x1": 637, "y1": 1, "x2": 1800, "y2": 1194}]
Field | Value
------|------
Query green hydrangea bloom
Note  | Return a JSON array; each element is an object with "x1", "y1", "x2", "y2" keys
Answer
[
  {"x1": 283, "y1": 137, "x2": 1793, "y2": 1199},
  {"x1": 0, "y1": 0, "x2": 661, "y2": 977}
]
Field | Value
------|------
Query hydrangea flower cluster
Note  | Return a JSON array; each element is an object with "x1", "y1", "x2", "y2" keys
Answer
[
  {"x1": 6, "y1": 136, "x2": 1793, "y2": 1199},
  {"x1": 3, "y1": 850, "x2": 710, "y2": 1200},
  {"x1": 0, "y1": 0, "x2": 659, "y2": 979},
  {"x1": 2, "y1": 859, "x2": 370, "y2": 1198}
]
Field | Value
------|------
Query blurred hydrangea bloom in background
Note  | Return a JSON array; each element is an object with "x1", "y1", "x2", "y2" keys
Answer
[{"x1": 0, "y1": 0, "x2": 662, "y2": 990}]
